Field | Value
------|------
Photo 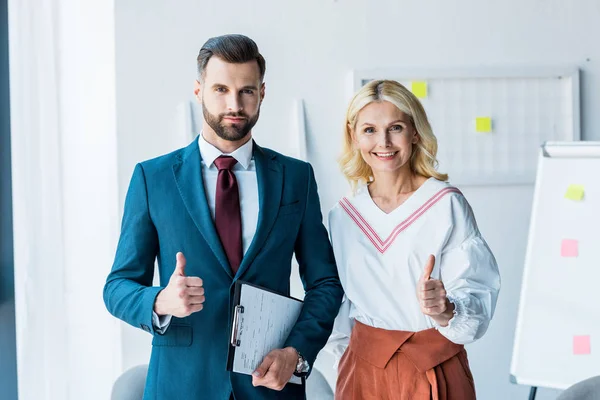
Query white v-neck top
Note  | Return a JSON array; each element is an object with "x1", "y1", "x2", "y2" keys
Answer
[{"x1": 325, "y1": 178, "x2": 501, "y2": 363}]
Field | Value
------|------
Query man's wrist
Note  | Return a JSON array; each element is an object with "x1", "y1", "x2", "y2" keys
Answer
[
  {"x1": 284, "y1": 346, "x2": 299, "y2": 363},
  {"x1": 286, "y1": 347, "x2": 310, "y2": 376},
  {"x1": 153, "y1": 289, "x2": 166, "y2": 316}
]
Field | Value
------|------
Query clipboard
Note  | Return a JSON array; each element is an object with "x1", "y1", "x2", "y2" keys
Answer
[{"x1": 226, "y1": 281, "x2": 304, "y2": 385}]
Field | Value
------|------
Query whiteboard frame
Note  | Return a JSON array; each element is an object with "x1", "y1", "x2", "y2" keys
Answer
[
  {"x1": 509, "y1": 141, "x2": 600, "y2": 390},
  {"x1": 349, "y1": 67, "x2": 581, "y2": 186}
]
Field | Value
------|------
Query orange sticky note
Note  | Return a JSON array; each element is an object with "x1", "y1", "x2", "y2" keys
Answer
[
  {"x1": 574, "y1": 335, "x2": 591, "y2": 355},
  {"x1": 561, "y1": 239, "x2": 578, "y2": 257}
]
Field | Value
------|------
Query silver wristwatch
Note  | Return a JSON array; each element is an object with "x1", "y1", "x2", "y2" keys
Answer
[{"x1": 294, "y1": 352, "x2": 310, "y2": 377}]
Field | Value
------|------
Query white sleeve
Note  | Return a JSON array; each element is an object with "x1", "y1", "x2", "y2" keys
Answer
[
  {"x1": 152, "y1": 311, "x2": 172, "y2": 334},
  {"x1": 322, "y1": 295, "x2": 354, "y2": 369},
  {"x1": 431, "y1": 195, "x2": 501, "y2": 345}
]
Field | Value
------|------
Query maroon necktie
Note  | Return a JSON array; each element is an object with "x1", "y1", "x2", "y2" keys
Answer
[{"x1": 214, "y1": 156, "x2": 242, "y2": 274}]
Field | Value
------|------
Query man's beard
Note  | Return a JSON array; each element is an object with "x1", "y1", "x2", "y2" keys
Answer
[{"x1": 202, "y1": 102, "x2": 260, "y2": 142}]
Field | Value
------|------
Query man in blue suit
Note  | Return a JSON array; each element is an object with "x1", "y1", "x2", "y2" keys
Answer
[{"x1": 103, "y1": 34, "x2": 343, "y2": 399}]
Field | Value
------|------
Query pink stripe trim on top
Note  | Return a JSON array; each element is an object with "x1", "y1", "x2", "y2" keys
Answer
[{"x1": 339, "y1": 187, "x2": 462, "y2": 253}]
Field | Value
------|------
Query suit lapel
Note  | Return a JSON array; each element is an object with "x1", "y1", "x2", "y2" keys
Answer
[
  {"x1": 235, "y1": 142, "x2": 283, "y2": 279},
  {"x1": 172, "y1": 138, "x2": 232, "y2": 278}
]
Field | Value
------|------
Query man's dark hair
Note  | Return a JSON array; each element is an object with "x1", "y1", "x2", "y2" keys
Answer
[{"x1": 197, "y1": 34, "x2": 266, "y2": 82}]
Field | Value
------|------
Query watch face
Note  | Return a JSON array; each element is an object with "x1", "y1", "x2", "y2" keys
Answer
[
  {"x1": 303, "y1": 362, "x2": 310, "y2": 372},
  {"x1": 299, "y1": 359, "x2": 310, "y2": 373},
  {"x1": 294, "y1": 360, "x2": 310, "y2": 377},
  {"x1": 295, "y1": 352, "x2": 310, "y2": 375}
]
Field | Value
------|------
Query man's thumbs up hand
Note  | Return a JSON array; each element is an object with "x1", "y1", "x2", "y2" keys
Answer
[{"x1": 154, "y1": 252, "x2": 205, "y2": 318}]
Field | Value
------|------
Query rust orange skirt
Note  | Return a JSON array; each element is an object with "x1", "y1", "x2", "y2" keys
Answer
[{"x1": 336, "y1": 321, "x2": 476, "y2": 400}]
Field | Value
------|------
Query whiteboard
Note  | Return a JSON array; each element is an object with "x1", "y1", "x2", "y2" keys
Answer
[
  {"x1": 510, "y1": 141, "x2": 600, "y2": 389},
  {"x1": 351, "y1": 67, "x2": 580, "y2": 186}
]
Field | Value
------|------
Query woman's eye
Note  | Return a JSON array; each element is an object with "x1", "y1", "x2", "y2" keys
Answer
[
  {"x1": 364, "y1": 127, "x2": 375, "y2": 134},
  {"x1": 390, "y1": 125, "x2": 403, "y2": 132}
]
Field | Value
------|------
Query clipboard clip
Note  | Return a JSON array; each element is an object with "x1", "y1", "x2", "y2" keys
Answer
[{"x1": 230, "y1": 305, "x2": 244, "y2": 347}]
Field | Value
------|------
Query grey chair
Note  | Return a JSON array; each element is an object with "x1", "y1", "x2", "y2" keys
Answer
[
  {"x1": 111, "y1": 365, "x2": 148, "y2": 400},
  {"x1": 110, "y1": 362, "x2": 336, "y2": 400},
  {"x1": 557, "y1": 376, "x2": 600, "y2": 400}
]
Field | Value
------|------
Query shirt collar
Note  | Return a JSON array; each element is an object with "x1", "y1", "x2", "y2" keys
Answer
[{"x1": 197, "y1": 132, "x2": 253, "y2": 170}]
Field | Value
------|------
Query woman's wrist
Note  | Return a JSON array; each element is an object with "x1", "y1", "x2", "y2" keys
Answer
[{"x1": 432, "y1": 298, "x2": 456, "y2": 327}]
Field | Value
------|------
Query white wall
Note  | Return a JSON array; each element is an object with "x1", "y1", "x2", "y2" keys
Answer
[{"x1": 114, "y1": 0, "x2": 600, "y2": 398}]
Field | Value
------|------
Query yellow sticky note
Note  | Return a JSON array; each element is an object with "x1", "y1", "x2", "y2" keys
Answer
[
  {"x1": 411, "y1": 81, "x2": 428, "y2": 98},
  {"x1": 475, "y1": 117, "x2": 492, "y2": 133},
  {"x1": 564, "y1": 184, "x2": 585, "y2": 201}
]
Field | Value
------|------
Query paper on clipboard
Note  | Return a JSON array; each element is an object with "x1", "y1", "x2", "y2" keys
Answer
[{"x1": 228, "y1": 282, "x2": 304, "y2": 385}]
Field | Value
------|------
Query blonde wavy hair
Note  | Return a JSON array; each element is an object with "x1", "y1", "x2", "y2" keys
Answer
[{"x1": 339, "y1": 79, "x2": 448, "y2": 190}]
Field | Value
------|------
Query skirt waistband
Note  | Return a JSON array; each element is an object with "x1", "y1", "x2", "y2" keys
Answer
[{"x1": 348, "y1": 320, "x2": 464, "y2": 371}]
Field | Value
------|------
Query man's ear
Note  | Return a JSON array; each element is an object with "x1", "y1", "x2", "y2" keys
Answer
[
  {"x1": 259, "y1": 82, "x2": 265, "y2": 104},
  {"x1": 194, "y1": 79, "x2": 202, "y2": 102}
]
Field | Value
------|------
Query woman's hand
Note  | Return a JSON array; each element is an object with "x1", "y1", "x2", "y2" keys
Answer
[{"x1": 417, "y1": 255, "x2": 455, "y2": 327}]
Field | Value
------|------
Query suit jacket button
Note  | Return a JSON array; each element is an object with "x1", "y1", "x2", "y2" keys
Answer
[{"x1": 141, "y1": 324, "x2": 150, "y2": 332}]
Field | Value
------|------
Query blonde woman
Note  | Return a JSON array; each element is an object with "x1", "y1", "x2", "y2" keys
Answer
[{"x1": 326, "y1": 80, "x2": 500, "y2": 399}]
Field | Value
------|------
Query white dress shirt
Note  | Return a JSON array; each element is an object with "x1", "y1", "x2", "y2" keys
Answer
[
  {"x1": 152, "y1": 134, "x2": 259, "y2": 332},
  {"x1": 324, "y1": 178, "x2": 501, "y2": 366}
]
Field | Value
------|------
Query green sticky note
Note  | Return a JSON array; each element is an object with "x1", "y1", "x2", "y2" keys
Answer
[
  {"x1": 565, "y1": 184, "x2": 585, "y2": 201},
  {"x1": 411, "y1": 81, "x2": 428, "y2": 98},
  {"x1": 475, "y1": 117, "x2": 492, "y2": 133}
]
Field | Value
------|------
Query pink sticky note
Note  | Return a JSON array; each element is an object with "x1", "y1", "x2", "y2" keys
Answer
[
  {"x1": 574, "y1": 335, "x2": 591, "y2": 355},
  {"x1": 561, "y1": 239, "x2": 579, "y2": 257}
]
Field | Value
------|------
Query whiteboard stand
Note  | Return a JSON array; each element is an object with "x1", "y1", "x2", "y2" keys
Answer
[
  {"x1": 528, "y1": 386, "x2": 537, "y2": 400},
  {"x1": 510, "y1": 141, "x2": 600, "y2": 396}
]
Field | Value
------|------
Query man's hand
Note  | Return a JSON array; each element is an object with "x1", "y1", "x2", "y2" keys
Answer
[
  {"x1": 153, "y1": 252, "x2": 205, "y2": 318},
  {"x1": 251, "y1": 347, "x2": 298, "y2": 391}
]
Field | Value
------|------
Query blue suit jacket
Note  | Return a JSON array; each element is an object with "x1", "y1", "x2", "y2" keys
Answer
[{"x1": 103, "y1": 138, "x2": 343, "y2": 400}]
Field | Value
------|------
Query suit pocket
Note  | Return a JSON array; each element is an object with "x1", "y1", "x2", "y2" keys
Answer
[
  {"x1": 278, "y1": 201, "x2": 301, "y2": 216},
  {"x1": 152, "y1": 324, "x2": 193, "y2": 347}
]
